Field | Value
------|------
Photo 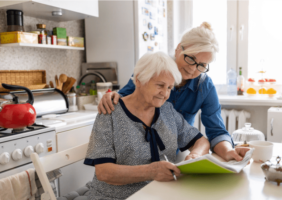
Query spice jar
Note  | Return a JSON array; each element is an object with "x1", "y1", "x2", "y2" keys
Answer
[{"x1": 38, "y1": 30, "x2": 46, "y2": 44}]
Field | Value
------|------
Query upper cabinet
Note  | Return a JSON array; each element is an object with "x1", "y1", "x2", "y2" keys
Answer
[{"x1": 0, "y1": 0, "x2": 99, "y2": 22}]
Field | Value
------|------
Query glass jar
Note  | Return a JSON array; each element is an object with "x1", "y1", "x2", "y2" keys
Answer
[
  {"x1": 97, "y1": 82, "x2": 113, "y2": 95},
  {"x1": 232, "y1": 123, "x2": 265, "y2": 145}
]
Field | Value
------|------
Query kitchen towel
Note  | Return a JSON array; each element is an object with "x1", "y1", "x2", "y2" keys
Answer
[{"x1": 0, "y1": 168, "x2": 37, "y2": 200}]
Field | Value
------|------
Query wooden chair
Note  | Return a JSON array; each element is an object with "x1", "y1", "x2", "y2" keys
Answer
[{"x1": 30, "y1": 143, "x2": 89, "y2": 200}]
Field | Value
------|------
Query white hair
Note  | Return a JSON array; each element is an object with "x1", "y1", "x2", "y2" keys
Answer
[
  {"x1": 132, "y1": 52, "x2": 182, "y2": 86},
  {"x1": 180, "y1": 22, "x2": 219, "y2": 61}
]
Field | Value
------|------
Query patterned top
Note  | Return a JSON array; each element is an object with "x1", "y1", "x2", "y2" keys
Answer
[{"x1": 84, "y1": 99, "x2": 202, "y2": 200}]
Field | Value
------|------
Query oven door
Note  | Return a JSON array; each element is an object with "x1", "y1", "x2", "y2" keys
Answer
[{"x1": 0, "y1": 163, "x2": 34, "y2": 179}]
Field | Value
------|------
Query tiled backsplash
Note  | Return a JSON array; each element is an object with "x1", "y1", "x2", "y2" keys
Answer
[{"x1": 0, "y1": 10, "x2": 85, "y2": 86}]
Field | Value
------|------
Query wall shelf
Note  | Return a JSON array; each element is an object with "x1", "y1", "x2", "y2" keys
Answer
[{"x1": 0, "y1": 43, "x2": 85, "y2": 50}]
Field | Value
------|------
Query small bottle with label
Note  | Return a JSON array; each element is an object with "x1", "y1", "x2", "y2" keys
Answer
[
  {"x1": 237, "y1": 67, "x2": 245, "y2": 95},
  {"x1": 89, "y1": 80, "x2": 97, "y2": 96},
  {"x1": 38, "y1": 30, "x2": 46, "y2": 44},
  {"x1": 76, "y1": 85, "x2": 80, "y2": 96},
  {"x1": 80, "y1": 82, "x2": 87, "y2": 96}
]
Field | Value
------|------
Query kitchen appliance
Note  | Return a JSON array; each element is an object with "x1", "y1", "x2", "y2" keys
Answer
[
  {"x1": 0, "y1": 82, "x2": 95, "y2": 196},
  {"x1": 85, "y1": 0, "x2": 168, "y2": 88},
  {"x1": 36, "y1": 111, "x2": 97, "y2": 196},
  {"x1": 232, "y1": 123, "x2": 265, "y2": 144},
  {"x1": 0, "y1": 88, "x2": 69, "y2": 117},
  {"x1": 0, "y1": 84, "x2": 36, "y2": 129},
  {"x1": 80, "y1": 62, "x2": 119, "y2": 91},
  {"x1": 0, "y1": 124, "x2": 56, "y2": 180},
  {"x1": 267, "y1": 107, "x2": 282, "y2": 143}
]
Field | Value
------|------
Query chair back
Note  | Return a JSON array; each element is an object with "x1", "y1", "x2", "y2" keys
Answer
[{"x1": 31, "y1": 143, "x2": 89, "y2": 200}]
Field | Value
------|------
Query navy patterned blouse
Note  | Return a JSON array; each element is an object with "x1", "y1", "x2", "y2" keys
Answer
[{"x1": 84, "y1": 99, "x2": 203, "y2": 200}]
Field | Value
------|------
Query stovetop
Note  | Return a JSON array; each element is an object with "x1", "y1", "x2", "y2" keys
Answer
[{"x1": 0, "y1": 124, "x2": 47, "y2": 138}]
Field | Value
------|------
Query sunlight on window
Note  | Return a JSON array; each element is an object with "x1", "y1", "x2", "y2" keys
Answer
[
  {"x1": 193, "y1": 0, "x2": 227, "y2": 84},
  {"x1": 249, "y1": 0, "x2": 282, "y2": 82}
]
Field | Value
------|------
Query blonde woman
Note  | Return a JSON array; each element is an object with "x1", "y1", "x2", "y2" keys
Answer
[{"x1": 98, "y1": 22, "x2": 250, "y2": 162}]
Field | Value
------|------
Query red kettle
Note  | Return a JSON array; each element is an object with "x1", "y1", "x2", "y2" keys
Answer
[{"x1": 0, "y1": 84, "x2": 36, "y2": 129}]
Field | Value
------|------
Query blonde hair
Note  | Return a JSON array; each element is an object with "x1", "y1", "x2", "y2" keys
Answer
[
  {"x1": 180, "y1": 22, "x2": 219, "y2": 61},
  {"x1": 132, "y1": 52, "x2": 182, "y2": 86}
]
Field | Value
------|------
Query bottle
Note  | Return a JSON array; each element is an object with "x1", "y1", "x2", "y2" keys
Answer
[
  {"x1": 237, "y1": 67, "x2": 245, "y2": 95},
  {"x1": 89, "y1": 80, "x2": 97, "y2": 96},
  {"x1": 80, "y1": 82, "x2": 87, "y2": 96},
  {"x1": 227, "y1": 68, "x2": 237, "y2": 96},
  {"x1": 76, "y1": 85, "x2": 81, "y2": 96},
  {"x1": 38, "y1": 30, "x2": 46, "y2": 44}
]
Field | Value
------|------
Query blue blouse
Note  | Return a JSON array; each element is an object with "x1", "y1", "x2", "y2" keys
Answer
[{"x1": 119, "y1": 74, "x2": 234, "y2": 150}]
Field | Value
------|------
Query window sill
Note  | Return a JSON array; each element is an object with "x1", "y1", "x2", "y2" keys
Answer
[{"x1": 218, "y1": 95, "x2": 282, "y2": 106}]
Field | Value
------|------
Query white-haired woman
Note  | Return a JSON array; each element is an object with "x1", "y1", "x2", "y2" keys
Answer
[
  {"x1": 84, "y1": 52, "x2": 210, "y2": 200},
  {"x1": 98, "y1": 22, "x2": 250, "y2": 162}
]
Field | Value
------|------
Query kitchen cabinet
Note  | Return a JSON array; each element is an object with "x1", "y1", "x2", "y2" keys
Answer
[
  {"x1": 0, "y1": 0, "x2": 99, "y2": 22},
  {"x1": 57, "y1": 124, "x2": 94, "y2": 196}
]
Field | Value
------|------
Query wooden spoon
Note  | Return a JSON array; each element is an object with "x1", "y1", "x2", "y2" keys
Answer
[
  {"x1": 49, "y1": 81, "x2": 54, "y2": 88},
  {"x1": 55, "y1": 75, "x2": 59, "y2": 89},
  {"x1": 58, "y1": 74, "x2": 68, "y2": 91},
  {"x1": 63, "y1": 77, "x2": 76, "y2": 94},
  {"x1": 62, "y1": 77, "x2": 71, "y2": 93}
]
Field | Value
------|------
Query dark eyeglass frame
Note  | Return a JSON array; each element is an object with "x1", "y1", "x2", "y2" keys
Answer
[{"x1": 181, "y1": 46, "x2": 209, "y2": 73}]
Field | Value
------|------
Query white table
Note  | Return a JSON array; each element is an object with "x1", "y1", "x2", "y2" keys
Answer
[{"x1": 127, "y1": 143, "x2": 282, "y2": 200}]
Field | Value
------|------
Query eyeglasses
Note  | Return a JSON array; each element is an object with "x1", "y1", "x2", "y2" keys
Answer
[{"x1": 181, "y1": 46, "x2": 209, "y2": 73}]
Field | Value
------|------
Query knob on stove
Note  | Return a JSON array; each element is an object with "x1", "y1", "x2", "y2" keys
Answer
[
  {"x1": 0, "y1": 152, "x2": 10, "y2": 165},
  {"x1": 12, "y1": 149, "x2": 23, "y2": 161},
  {"x1": 35, "y1": 143, "x2": 44, "y2": 154},
  {"x1": 24, "y1": 145, "x2": 34, "y2": 157}
]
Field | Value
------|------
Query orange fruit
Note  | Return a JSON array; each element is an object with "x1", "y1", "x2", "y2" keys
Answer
[
  {"x1": 267, "y1": 88, "x2": 276, "y2": 94},
  {"x1": 259, "y1": 88, "x2": 267, "y2": 94},
  {"x1": 247, "y1": 88, "x2": 256, "y2": 94}
]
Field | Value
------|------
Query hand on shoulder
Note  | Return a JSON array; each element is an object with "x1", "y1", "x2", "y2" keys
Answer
[{"x1": 98, "y1": 92, "x2": 120, "y2": 114}]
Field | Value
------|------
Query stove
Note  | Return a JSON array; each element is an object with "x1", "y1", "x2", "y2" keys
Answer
[
  {"x1": 0, "y1": 124, "x2": 56, "y2": 179},
  {"x1": 0, "y1": 124, "x2": 47, "y2": 137}
]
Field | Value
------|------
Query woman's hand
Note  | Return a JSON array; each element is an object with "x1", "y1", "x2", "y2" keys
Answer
[
  {"x1": 184, "y1": 153, "x2": 202, "y2": 160},
  {"x1": 224, "y1": 147, "x2": 251, "y2": 162},
  {"x1": 98, "y1": 92, "x2": 120, "y2": 114},
  {"x1": 149, "y1": 161, "x2": 181, "y2": 182},
  {"x1": 185, "y1": 136, "x2": 210, "y2": 161}
]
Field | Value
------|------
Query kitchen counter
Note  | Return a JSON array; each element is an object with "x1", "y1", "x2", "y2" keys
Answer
[
  {"x1": 219, "y1": 95, "x2": 282, "y2": 106},
  {"x1": 127, "y1": 143, "x2": 282, "y2": 200},
  {"x1": 36, "y1": 110, "x2": 98, "y2": 132}
]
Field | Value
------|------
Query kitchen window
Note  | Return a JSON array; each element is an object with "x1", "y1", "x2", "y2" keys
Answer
[
  {"x1": 244, "y1": 0, "x2": 282, "y2": 82},
  {"x1": 193, "y1": 0, "x2": 227, "y2": 84},
  {"x1": 190, "y1": 0, "x2": 281, "y2": 85}
]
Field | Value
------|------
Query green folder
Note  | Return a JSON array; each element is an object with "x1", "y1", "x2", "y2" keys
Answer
[
  {"x1": 177, "y1": 159, "x2": 234, "y2": 174},
  {"x1": 175, "y1": 148, "x2": 254, "y2": 174}
]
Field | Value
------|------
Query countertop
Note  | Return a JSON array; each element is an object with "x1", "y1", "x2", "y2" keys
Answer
[
  {"x1": 127, "y1": 143, "x2": 282, "y2": 200},
  {"x1": 218, "y1": 95, "x2": 282, "y2": 106},
  {"x1": 36, "y1": 110, "x2": 98, "y2": 133}
]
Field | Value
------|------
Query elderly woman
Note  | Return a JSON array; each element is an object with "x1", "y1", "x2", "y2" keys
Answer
[
  {"x1": 98, "y1": 22, "x2": 250, "y2": 162},
  {"x1": 84, "y1": 52, "x2": 210, "y2": 200}
]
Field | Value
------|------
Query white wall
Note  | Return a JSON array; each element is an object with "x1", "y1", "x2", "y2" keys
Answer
[{"x1": 85, "y1": 1, "x2": 135, "y2": 88}]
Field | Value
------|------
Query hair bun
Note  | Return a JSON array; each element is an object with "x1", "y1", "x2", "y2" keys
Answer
[{"x1": 200, "y1": 22, "x2": 212, "y2": 31}]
